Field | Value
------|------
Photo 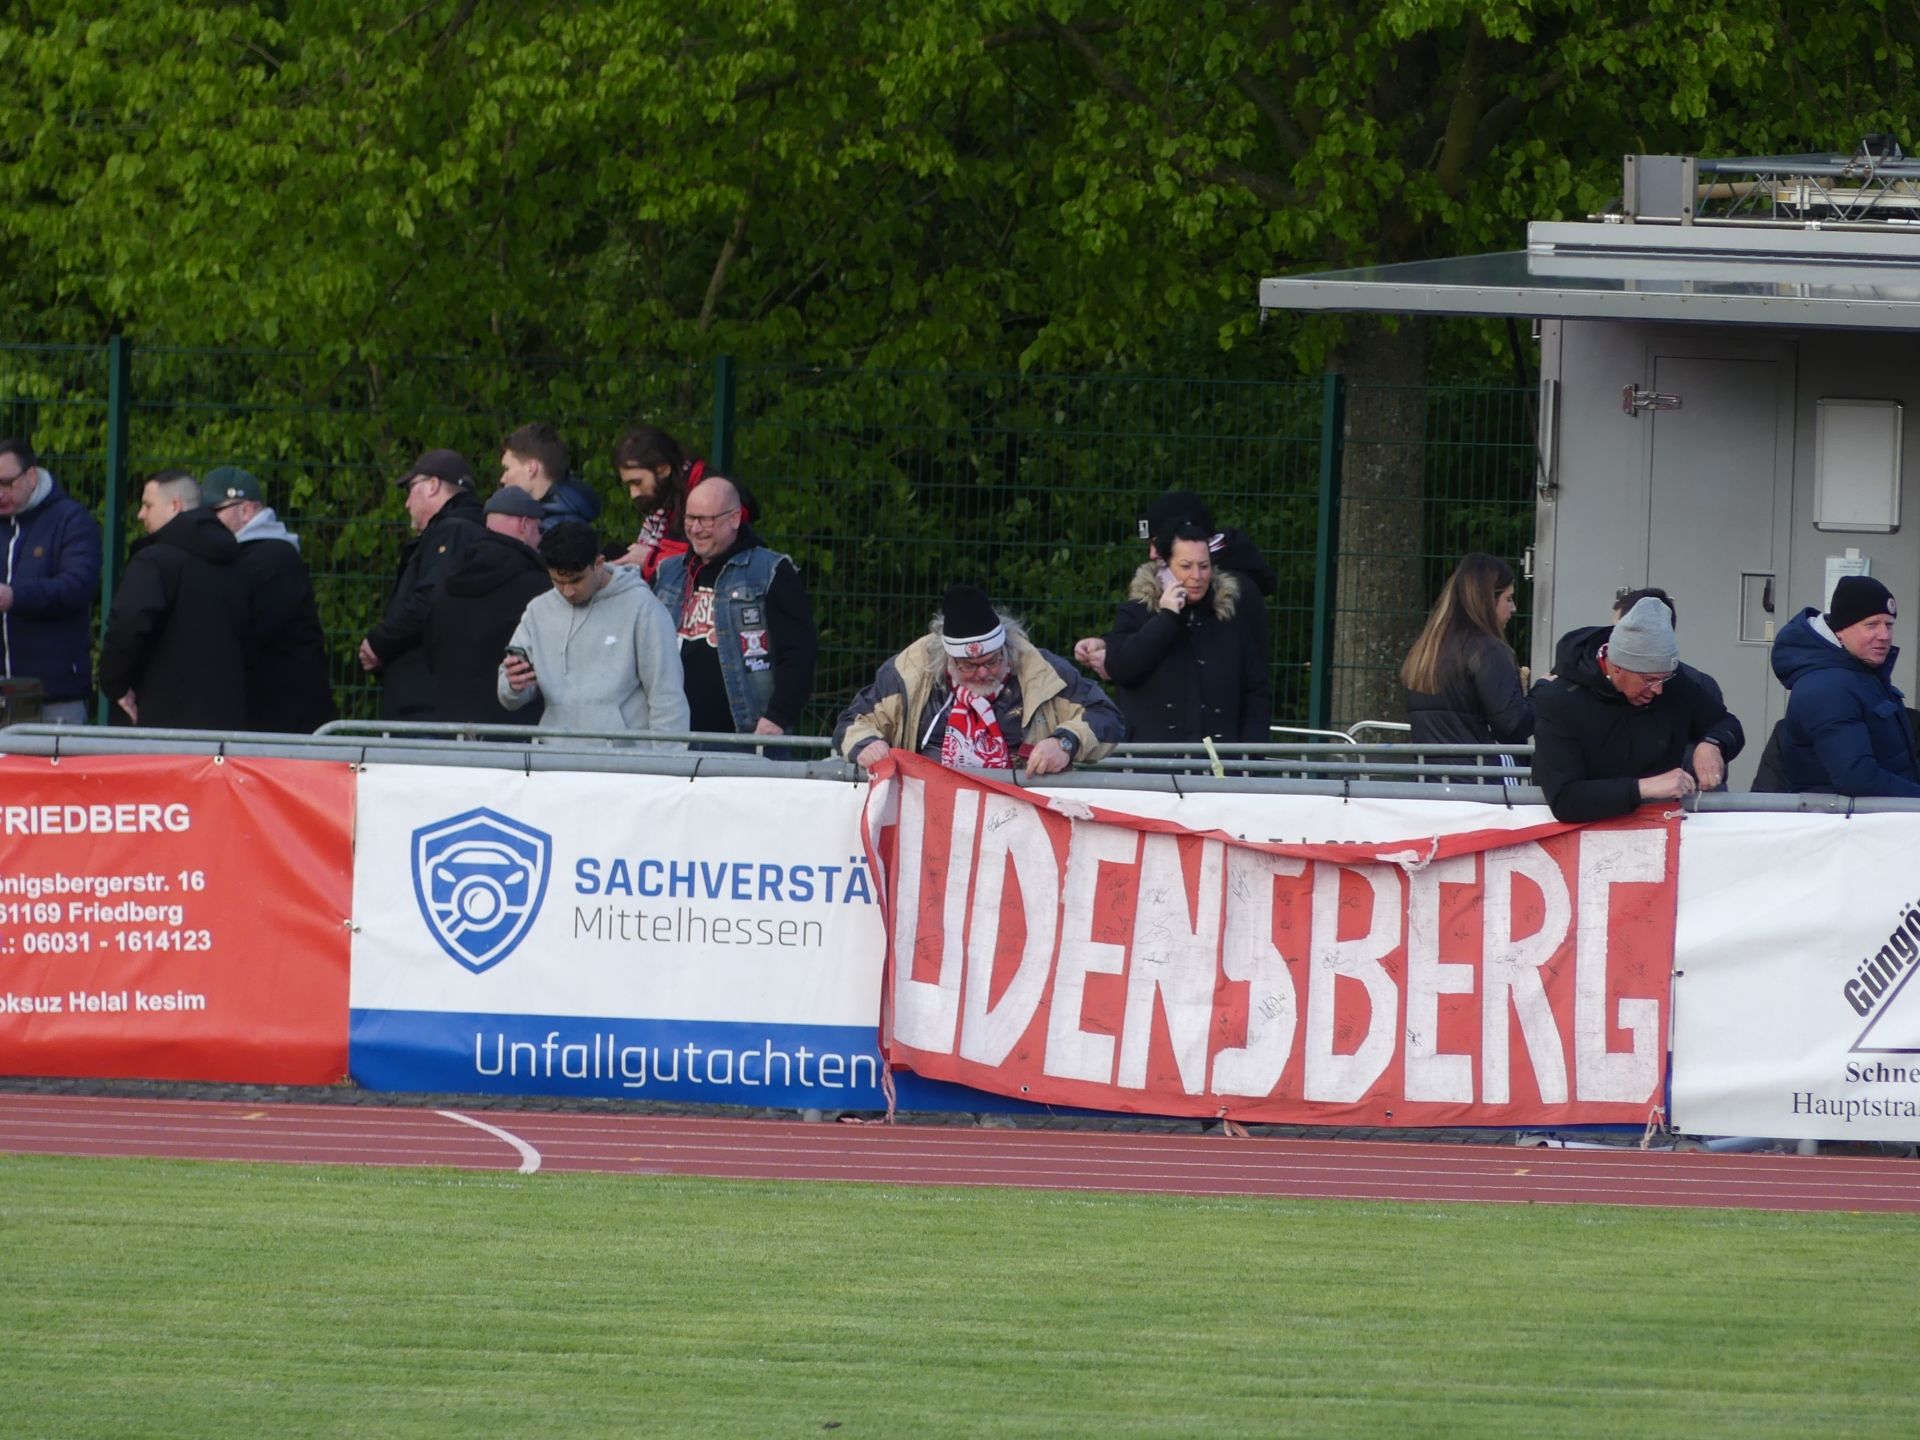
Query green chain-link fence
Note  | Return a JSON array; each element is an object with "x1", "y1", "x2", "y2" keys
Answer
[{"x1": 0, "y1": 344, "x2": 1536, "y2": 735}]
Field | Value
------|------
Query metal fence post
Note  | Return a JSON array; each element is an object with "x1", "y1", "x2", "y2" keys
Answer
[
  {"x1": 1308, "y1": 372, "x2": 1346, "y2": 731},
  {"x1": 96, "y1": 336, "x2": 132, "y2": 726},
  {"x1": 710, "y1": 354, "x2": 737, "y2": 473}
]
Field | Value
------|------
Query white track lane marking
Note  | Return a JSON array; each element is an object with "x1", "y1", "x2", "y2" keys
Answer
[{"x1": 436, "y1": 1110, "x2": 542, "y2": 1174}]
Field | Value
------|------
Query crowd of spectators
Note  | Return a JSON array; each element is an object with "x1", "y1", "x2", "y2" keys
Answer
[{"x1": 5, "y1": 421, "x2": 1920, "y2": 810}]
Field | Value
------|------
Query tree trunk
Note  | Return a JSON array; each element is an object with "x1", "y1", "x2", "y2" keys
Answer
[{"x1": 1331, "y1": 316, "x2": 1427, "y2": 729}]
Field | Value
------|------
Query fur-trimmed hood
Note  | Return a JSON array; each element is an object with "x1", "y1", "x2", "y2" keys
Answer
[{"x1": 1126, "y1": 561, "x2": 1240, "y2": 620}]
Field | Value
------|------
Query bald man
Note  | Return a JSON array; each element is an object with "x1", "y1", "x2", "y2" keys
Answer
[{"x1": 650, "y1": 474, "x2": 817, "y2": 741}]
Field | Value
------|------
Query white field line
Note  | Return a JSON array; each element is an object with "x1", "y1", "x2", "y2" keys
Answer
[{"x1": 436, "y1": 1110, "x2": 542, "y2": 1174}]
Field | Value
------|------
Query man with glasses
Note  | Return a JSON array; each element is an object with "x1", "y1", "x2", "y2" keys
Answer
[
  {"x1": 651, "y1": 474, "x2": 816, "y2": 743},
  {"x1": 1532, "y1": 596, "x2": 1743, "y2": 823},
  {"x1": 834, "y1": 583, "x2": 1123, "y2": 776},
  {"x1": 359, "y1": 449, "x2": 486, "y2": 720},
  {"x1": 0, "y1": 437, "x2": 101, "y2": 724},
  {"x1": 203, "y1": 467, "x2": 334, "y2": 733}
]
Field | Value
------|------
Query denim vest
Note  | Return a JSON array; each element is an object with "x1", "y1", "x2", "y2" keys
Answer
[{"x1": 653, "y1": 545, "x2": 789, "y2": 732}]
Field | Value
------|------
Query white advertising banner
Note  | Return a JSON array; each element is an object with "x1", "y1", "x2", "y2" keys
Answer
[
  {"x1": 349, "y1": 765, "x2": 911, "y2": 1108},
  {"x1": 1672, "y1": 812, "x2": 1920, "y2": 1141}
]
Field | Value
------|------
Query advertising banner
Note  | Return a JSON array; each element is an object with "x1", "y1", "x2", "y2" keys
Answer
[
  {"x1": 0, "y1": 755, "x2": 353, "y2": 1084},
  {"x1": 867, "y1": 753, "x2": 1680, "y2": 1127},
  {"x1": 349, "y1": 765, "x2": 992, "y2": 1110},
  {"x1": 1673, "y1": 812, "x2": 1920, "y2": 1141}
]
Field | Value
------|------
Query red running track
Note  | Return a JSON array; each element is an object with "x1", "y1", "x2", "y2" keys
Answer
[{"x1": 2, "y1": 1093, "x2": 1917, "y2": 1213}]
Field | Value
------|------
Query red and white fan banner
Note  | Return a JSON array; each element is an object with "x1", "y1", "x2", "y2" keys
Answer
[{"x1": 862, "y1": 752, "x2": 1679, "y2": 1127}]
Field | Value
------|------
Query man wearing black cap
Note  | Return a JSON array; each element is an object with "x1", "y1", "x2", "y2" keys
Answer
[
  {"x1": 1770, "y1": 576, "x2": 1920, "y2": 797},
  {"x1": 1072, "y1": 489, "x2": 1275, "y2": 679},
  {"x1": 424, "y1": 486, "x2": 552, "y2": 724},
  {"x1": 359, "y1": 449, "x2": 487, "y2": 720},
  {"x1": 834, "y1": 584, "x2": 1124, "y2": 774},
  {"x1": 204, "y1": 467, "x2": 334, "y2": 733}
]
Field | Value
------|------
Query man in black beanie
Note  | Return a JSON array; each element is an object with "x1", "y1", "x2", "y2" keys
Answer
[
  {"x1": 1770, "y1": 574, "x2": 1920, "y2": 797},
  {"x1": 834, "y1": 583, "x2": 1124, "y2": 775}
]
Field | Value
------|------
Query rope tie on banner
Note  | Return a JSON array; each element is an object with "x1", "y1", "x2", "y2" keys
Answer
[
  {"x1": 1201, "y1": 735, "x2": 1225, "y2": 779},
  {"x1": 881, "y1": 1066, "x2": 897, "y2": 1125},
  {"x1": 1640, "y1": 1104, "x2": 1667, "y2": 1150},
  {"x1": 50, "y1": 733, "x2": 60, "y2": 765}
]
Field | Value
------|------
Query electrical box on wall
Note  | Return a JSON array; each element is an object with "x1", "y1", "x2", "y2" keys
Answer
[{"x1": 1814, "y1": 398, "x2": 1904, "y2": 532}]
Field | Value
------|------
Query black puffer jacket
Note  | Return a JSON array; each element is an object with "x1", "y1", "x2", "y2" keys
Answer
[
  {"x1": 424, "y1": 532, "x2": 551, "y2": 724},
  {"x1": 366, "y1": 488, "x2": 486, "y2": 719},
  {"x1": 99, "y1": 507, "x2": 250, "y2": 729},
  {"x1": 1102, "y1": 563, "x2": 1270, "y2": 743},
  {"x1": 1405, "y1": 631, "x2": 1533, "y2": 748},
  {"x1": 237, "y1": 529, "x2": 335, "y2": 734},
  {"x1": 1532, "y1": 625, "x2": 1743, "y2": 823}
]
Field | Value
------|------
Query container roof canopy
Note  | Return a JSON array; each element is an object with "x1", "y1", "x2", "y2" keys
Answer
[{"x1": 1259, "y1": 220, "x2": 1920, "y2": 330}]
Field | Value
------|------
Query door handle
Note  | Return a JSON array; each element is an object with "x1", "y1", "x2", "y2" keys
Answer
[
  {"x1": 1762, "y1": 576, "x2": 1775, "y2": 614},
  {"x1": 1623, "y1": 384, "x2": 1682, "y2": 415}
]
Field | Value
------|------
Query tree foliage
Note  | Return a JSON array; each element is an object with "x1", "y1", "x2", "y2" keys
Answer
[{"x1": 0, "y1": 1, "x2": 1912, "y2": 376}]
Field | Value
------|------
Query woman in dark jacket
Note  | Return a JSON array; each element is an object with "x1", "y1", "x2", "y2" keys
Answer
[
  {"x1": 1401, "y1": 552, "x2": 1532, "y2": 752},
  {"x1": 1102, "y1": 521, "x2": 1270, "y2": 742}
]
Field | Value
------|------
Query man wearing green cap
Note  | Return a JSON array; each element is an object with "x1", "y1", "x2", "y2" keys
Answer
[{"x1": 203, "y1": 467, "x2": 335, "y2": 733}]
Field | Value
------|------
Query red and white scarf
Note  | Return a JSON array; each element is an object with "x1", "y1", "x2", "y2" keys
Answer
[{"x1": 940, "y1": 688, "x2": 1011, "y2": 770}]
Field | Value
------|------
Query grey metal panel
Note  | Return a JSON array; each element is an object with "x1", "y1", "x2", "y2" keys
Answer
[
  {"x1": 1258, "y1": 250, "x2": 1920, "y2": 329},
  {"x1": 1529, "y1": 220, "x2": 1920, "y2": 262}
]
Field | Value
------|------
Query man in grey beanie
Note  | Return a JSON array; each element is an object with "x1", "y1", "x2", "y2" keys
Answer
[{"x1": 1530, "y1": 596, "x2": 1743, "y2": 822}]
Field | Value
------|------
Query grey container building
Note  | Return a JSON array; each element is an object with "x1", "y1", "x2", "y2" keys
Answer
[{"x1": 1260, "y1": 147, "x2": 1920, "y2": 789}]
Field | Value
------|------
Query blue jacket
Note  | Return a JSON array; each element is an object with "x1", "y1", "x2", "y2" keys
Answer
[
  {"x1": 1, "y1": 473, "x2": 103, "y2": 701},
  {"x1": 1771, "y1": 606, "x2": 1920, "y2": 798},
  {"x1": 540, "y1": 476, "x2": 603, "y2": 533}
]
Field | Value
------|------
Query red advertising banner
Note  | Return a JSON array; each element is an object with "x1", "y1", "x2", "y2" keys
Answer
[
  {"x1": 865, "y1": 753, "x2": 1679, "y2": 1127},
  {"x1": 0, "y1": 755, "x2": 354, "y2": 1084}
]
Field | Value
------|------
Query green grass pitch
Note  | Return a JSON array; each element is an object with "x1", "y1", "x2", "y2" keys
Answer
[{"x1": 2, "y1": 1153, "x2": 1916, "y2": 1438}]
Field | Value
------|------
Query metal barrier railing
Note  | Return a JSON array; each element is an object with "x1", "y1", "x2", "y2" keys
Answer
[
  {"x1": 11, "y1": 722, "x2": 1920, "y2": 811},
  {"x1": 313, "y1": 718, "x2": 837, "y2": 754}
]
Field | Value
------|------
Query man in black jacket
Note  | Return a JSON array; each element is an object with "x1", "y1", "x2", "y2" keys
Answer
[
  {"x1": 1532, "y1": 597, "x2": 1744, "y2": 823},
  {"x1": 203, "y1": 467, "x2": 336, "y2": 734},
  {"x1": 424, "y1": 486, "x2": 552, "y2": 724},
  {"x1": 99, "y1": 471, "x2": 250, "y2": 729},
  {"x1": 359, "y1": 449, "x2": 486, "y2": 720}
]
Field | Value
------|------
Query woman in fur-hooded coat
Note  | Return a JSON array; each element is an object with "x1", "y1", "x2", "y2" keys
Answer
[{"x1": 1100, "y1": 522, "x2": 1271, "y2": 743}]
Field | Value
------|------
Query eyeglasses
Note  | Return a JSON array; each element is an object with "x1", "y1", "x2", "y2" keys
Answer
[
  {"x1": 0, "y1": 468, "x2": 32, "y2": 487},
  {"x1": 683, "y1": 507, "x2": 738, "y2": 531},
  {"x1": 951, "y1": 654, "x2": 1005, "y2": 675}
]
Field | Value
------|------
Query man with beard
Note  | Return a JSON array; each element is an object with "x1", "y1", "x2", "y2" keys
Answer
[
  {"x1": 652, "y1": 474, "x2": 816, "y2": 741},
  {"x1": 834, "y1": 583, "x2": 1123, "y2": 774}
]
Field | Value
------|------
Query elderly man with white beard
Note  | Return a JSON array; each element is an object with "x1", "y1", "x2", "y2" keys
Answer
[{"x1": 834, "y1": 583, "x2": 1124, "y2": 776}]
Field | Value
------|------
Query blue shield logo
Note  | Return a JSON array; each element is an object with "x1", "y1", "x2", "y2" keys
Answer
[{"x1": 411, "y1": 808, "x2": 552, "y2": 973}]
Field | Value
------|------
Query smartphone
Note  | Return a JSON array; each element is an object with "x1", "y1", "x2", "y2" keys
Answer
[{"x1": 505, "y1": 646, "x2": 531, "y2": 664}]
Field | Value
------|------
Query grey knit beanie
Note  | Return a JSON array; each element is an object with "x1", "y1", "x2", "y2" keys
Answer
[{"x1": 1608, "y1": 596, "x2": 1680, "y2": 673}]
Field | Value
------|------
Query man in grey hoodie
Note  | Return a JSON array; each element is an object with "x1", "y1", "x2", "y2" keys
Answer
[{"x1": 498, "y1": 520, "x2": 688, "y2": 746}]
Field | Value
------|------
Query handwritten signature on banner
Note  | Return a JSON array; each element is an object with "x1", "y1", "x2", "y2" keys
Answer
[{"x1": 861, "y1": 752, "x2": 1679, "y2": 1127}]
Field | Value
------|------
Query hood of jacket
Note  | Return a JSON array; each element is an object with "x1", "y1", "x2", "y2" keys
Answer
[
  {"x1": 1209, "y1": 528, "x2": 1277, "y2": 597},
  {"x1": 542, "y1": 475, "x2": 603, "y2": 525},
  {"x1": 1126, "y1": 560, "x2": 1241, "y2": 620},
  {"x1": 1772, "y1": 605, "x2": 1899, "y2": 690},
  {"x1": 1552, "y1": 623, "x2": 1628, "y2": 701},
  {"x1": 234, "y1": 506, "x2": 300, "y2": 551},
  {"x1": 132, "y1": 507, "x2": 240, "y2": 566},
  {"x1": 444, "y1": 531, "x2": 547, "y2": 597}
]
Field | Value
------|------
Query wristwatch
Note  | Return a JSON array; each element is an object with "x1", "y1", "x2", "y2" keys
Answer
[{"x1": 1051, "y1": 729, "x2": 1080, "y2": 759}]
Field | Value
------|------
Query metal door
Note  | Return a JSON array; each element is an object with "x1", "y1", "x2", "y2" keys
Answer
[{"x1": 1645, "y1": 355, "x2": 1788, "y2": 791}]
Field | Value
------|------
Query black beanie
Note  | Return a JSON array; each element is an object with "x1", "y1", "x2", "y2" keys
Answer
[
  {"x1": 1143, "y1": 490, "x2": 1215, "y2": 539},
  {"x1": 939, "y1": 584, "x2": 1004, "y2": 654},
  {"x1": 1827, "y1": 575, "x2": 1897, "y2": 633}
]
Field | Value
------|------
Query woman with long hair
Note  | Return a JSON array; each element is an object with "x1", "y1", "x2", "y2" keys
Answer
[
  {"x1": 611, "y1": 425, "x2": 702, "y2": 584},
  {"x1": 1101, "y1": 521, "x2": 1271, "y2": 742},
  {"x1": 1401, "y1": 551, "x2": 1533, "y2": 751}
]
